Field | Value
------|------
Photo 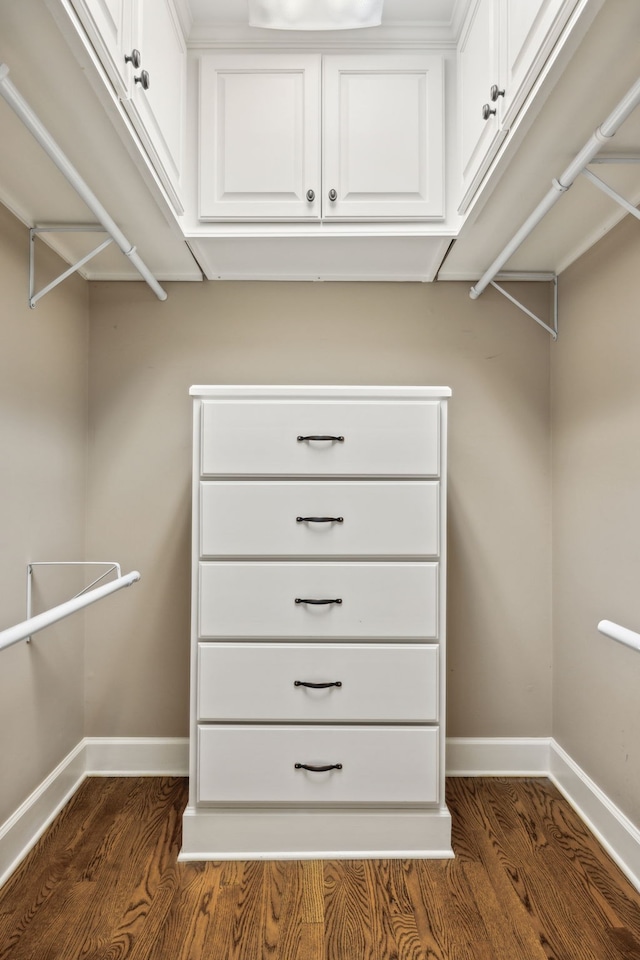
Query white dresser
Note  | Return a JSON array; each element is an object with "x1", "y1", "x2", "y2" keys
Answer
[{"x1": 180, "y1": 385, "x2": 453, "y2": 860}]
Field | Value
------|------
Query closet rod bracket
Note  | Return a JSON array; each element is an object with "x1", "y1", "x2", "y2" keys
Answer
[
  {"x1": 487, "y1": 273, "x2": 558, "y2": 340},
  {"x1": 25, "y1": 560, "x2": 124, "y2": 642},
  {"x1": 29, "y1": 224, "x2": 112, "y2": 309}
]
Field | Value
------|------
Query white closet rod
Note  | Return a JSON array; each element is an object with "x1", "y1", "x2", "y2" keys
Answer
[
  {"x1": 0, "y1": 570, "x2": 140, "y2": 653},
  {"x1": 0, "y1": 63, "x2": 167, "y2": 302},
  {"x1": 597, "y1": 619, "x2": 640, "y2": 654},
  {"x1": 470, "y1": 75, "x2": 640, "y2": 300}
]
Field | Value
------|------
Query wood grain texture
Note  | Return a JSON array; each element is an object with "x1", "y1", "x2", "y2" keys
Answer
[{"x1": 0, "y1": 776, "x2": 639, "y2": 959}]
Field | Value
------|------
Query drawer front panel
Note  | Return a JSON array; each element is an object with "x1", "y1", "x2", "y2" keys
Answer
[
  {"x1": 197, "y1": 725, "x2": 439, "y2": 804},
  {"x1": 199, "y1": 562, "x2": 438, "y2": 640},
  {"x1": 200, "y1": 481, "x2": 440, "y2": 558},
  {"x1": 198, "y1": 643, "x2": 439, "y2": 721},
  {"x1": 200, "y1": 400, "x2": 441, "y2": 477}
]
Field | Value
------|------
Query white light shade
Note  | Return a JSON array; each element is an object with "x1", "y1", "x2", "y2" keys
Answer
[{"x1": 249, "y1": 0, "x2": 383, "y2": 30}]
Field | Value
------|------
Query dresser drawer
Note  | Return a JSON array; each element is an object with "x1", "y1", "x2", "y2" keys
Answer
[
  {"x1": 197, "y1": 725, "x2": 439, "y2": 804},
  {"x1": 198, "y1": 643, "x2": 439, "y2": 721},
  {"x1": 198, "y1": 562, "x2": 438, "y2": 640},
  {"x1": 200, "y1": 400, "x2": 441, "y2": 477},
  {"x1": 200, "y1": 481, "x2": 440, "y2": 558}
]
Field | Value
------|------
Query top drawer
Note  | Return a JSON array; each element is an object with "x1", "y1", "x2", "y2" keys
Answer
[{"x1": 200, "y1": 400, "x2": 442, "y2": 477}]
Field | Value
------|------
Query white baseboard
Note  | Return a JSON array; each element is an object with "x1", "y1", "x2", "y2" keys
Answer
[
  {"x1": 0, "y1": 740, "x2": 86, "y2": 889},
  {"x1": 83, "y1": 737, "x2": 189, "y2": 775},
  {"x1": 446, "y1": 737, "x2": 552, "y2": 775},
  {"x1": 0, "y1": 737, "x2": 188, "y2": 889},
  {"x1": 1, "y1": 736, "x2": 638, "y2": 894},
  {"x1": 549, "y1": 740, "x2": 640, "y2": 892}
]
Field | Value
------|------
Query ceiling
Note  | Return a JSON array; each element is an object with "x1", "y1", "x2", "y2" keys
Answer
[
  {"x1": 188, "y1": 0, "x2": 460, "y2": 28},
  {"x1": 0, "y1": 0, "x2": 639, "y2": 295}
]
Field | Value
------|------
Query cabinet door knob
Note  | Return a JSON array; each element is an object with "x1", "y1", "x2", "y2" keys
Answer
[
  {"x1": 294, "y1": 680, "x2": 343, "y2": 688},
  {"x1": 124, "y1": 49, "x2": 141, "y2": 69},
  {"x1": 482, "y1": 103, "x2": 496, "y2": 120},
  {"x1": 328, "y1": 188, "x2": 338, "y2": 201},
  {"x1": 490, "y1": 84, "x2": 505, "y2": 101},
  {"x1": 306, "y1": 189, "x2": 315, "y2": 202},
  {"x1": 134, "y1": 70, "x2": 150, "y2": 91},
  {"x1": 295, "y1": 763, "x2": 342, "y2": 772}
]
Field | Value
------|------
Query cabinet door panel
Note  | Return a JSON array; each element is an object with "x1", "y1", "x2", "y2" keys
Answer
[
  {"x1": 126, "y1": 0, "x2": 186, "y2": 213},
  {"x1": 323, "y1": 55, "x2": 444, "y2": 219},
  {"x1": 502, "y1": 0, "x2": 578, "y2": 127},
  {"x1": 70, "y1": 0, "x2": 133, "y2": 97},
  {"x1": 197, "y1": 725, "x2": 440, "y2": 804},
  {"x1": 457, "y1": 0, "x2": 507, "y2": 213},
  {"x1": 199, "y1": 55, "x2": 321, "y2": 219},
  {"x1": 198, "y1": 562, "x2": 439, "y2": 640},
  {"x1": 198, "y1": 643, "x2": 439, "y2": 722}
]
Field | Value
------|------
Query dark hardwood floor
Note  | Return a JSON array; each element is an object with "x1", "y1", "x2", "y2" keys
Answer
[{"x1": 0, "y1": 775, "x2": 639, "y2": 959}]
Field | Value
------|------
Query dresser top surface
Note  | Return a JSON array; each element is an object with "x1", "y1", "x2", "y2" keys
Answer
[{"x1": 189, "y1": 385, "x2": 452, "y2": 400}]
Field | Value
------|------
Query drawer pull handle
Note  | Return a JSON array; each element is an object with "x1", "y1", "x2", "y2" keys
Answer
[
  {"x1": 296, "y1": 516, "x2": 344, "y2": 523},
  {"x1": 295, "y1": 763, "x2": 343, "y2": 772},
  {"x1": 294, "y1": 680, "x2": 343, "y2": 688},
  {"x1": 295, "y1": 598, "x2": 342, "y2": 605},
  {"x1": 297, "y1": 435, "x2": 344, "y2": 442}
]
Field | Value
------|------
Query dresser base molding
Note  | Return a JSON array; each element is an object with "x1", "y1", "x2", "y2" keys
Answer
[{"x1": 179, "y1": 805, "x2": 453, "y2": 861}]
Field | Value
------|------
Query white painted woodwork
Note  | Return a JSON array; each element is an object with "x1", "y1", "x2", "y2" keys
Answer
[
  {"x1": 125, "y1": 0, "x2": 187, "y2": 213},
  {"x1": 200, "y1": 481, "x2": 440, "y2": 558},
  {"x1": 69, "y1": 0, "x2": 133, "y2": 98},
  {"x1": 457, "y1": 0, "x2": 586, "y2": 215},
  {"x1": 198, "y1": 53, "x2": 443, "y2": 221},
  {"x1": 197, "y1": 725, "x2": 440, "y2": 804},
  {"x1": 200, "y1": 400, "x2": 441, "y2": 477},
  {"x1": 457, "y1": 0, "x2": 507, "y2": 213},
  {"x1": 197, "y1": 643, "x2": 439, "y2": 722},
  {"x1": 501, "y1": 0, "x2": 579, "y2": 126},
  {"x1": 322, "y1": 56, "x2": 444, "y2": 219},
  {"x1": 198, "y1": 54, "x2": 321, "y2": 220},
  {"x1": 185, "y1": 386, "x2": 451, "y2": 859},
  {"x1": 198, "y1": 561, "x2": 439, "y2": 640}
]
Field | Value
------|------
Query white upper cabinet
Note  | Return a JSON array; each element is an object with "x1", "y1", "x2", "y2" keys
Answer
[
  {"x1": 198, "y1": 53, "x2": 444, "y2": 221},
  {"x1": 69, "y1": 0, "x2": 187, "y2": 213},
  {"x1": 457, "y1": 0, "x2": 506, "y2": 214},
  {"x1": 457, "y1": 0, "x2": 581, "y2": 214},
  {"x1": 501, "y1": 0, "x2": 580, "y2": 127},
  {"x1": 322, "y1": 56, "x2": 444, "y2": 220},
  {"x1": 199, "y1": 55, "x2": 321, "y2": 220},
  {"x1": 124, "y1": 0, "x2": 187, "y2": 213},
  {"x1": 70, "y1": 0, "x2": 134, "y2": 99}
]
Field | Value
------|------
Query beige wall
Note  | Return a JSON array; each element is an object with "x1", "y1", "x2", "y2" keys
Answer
[
  {"x1": 0, "y1": 206, "x2": 88, "y2": 824},
  {"x1": 552, "y1": 214, "x2": 640, "y2": 826},
  {"x1": 86, "y1": 277, "x2": 552, "y2": 739}
]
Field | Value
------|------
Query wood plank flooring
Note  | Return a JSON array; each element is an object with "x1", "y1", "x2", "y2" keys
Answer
[{"x1": 0, "y1": 776, "x2": 639, "y2": 959}]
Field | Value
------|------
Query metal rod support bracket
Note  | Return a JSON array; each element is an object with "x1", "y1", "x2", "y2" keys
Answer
[
  {"x1": 29, "y1": 225, "x2": 113, "y2": 308},
  {"x1": 25, "y1": 560, "x2": 124, "y2": 642},
  {"x1": 489, "y1": 274, "x2": 558, "y2": 340}
]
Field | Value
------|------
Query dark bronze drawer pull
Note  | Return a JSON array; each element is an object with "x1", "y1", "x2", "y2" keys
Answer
[
  {"x1": 297, "y1": 435, "x2": 344, "y2": 442},
  {"x1": 296, "y1": 516, "x2": 344, "y2": 523},
  {"x1": 295, "y1": 763, "x2": 343, "y2": 772},
  {"x1": 295, "y1": 598, "x2": 342, "y2": 605},
  {"x1": 294, "y1": 680, "x2": 343, "y2": 688}
]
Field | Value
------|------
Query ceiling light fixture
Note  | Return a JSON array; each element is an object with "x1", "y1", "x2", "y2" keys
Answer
[{"x1": 249, "y1": 0, "x2": 384, "y2": 30}]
